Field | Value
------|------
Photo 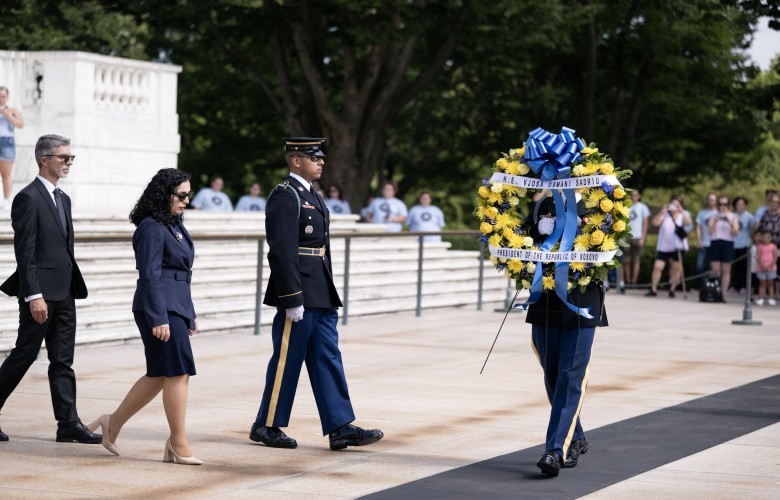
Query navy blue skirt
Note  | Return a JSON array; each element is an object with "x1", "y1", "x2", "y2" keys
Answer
[{"x1": 134, "y1": 311, "x2": 196, "y2": 377}]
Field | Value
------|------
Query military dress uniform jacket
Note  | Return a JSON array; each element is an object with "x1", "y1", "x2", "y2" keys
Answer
[{"x1": 263, "y1": 176, "x2": 342, "y2": 310}]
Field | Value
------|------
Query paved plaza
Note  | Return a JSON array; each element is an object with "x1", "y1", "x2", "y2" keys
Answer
[{"x1": 0, "y1": 290, "x2": 778, "y2": 499}]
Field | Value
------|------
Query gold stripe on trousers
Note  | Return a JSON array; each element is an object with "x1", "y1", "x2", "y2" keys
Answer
[{"x1": 266, "y1": 317, "x2": 293, "y2": 427}]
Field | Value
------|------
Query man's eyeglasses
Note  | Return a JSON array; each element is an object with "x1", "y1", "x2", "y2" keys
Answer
[
  {"x1": 173, "y1": 191, "x2": 195, "y2": 201},
  {"x1": 45, "y1": 154, "x2": 76, "y2": 162},
  {"x1": 292, "y1": 155, "x2": 323, "y2": 163}
]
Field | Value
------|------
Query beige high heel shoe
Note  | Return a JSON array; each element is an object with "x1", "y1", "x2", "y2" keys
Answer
[
  {"x1": 163, "y1": 438, "x2": 203, "y2": 465},
  {"x1": 87, "y1": 414, "x2": 120, "y2": 456}
]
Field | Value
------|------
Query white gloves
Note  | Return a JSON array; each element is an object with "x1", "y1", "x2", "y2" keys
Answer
[
  {"x1": 538, "y1": 217, "x2": 555, "y2": 235},
  {"x1": 286, "y1": 305, "x2": 304, "y2": 322}
]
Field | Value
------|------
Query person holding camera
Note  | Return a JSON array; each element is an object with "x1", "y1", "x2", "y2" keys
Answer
[
  {"x1": 646, "y1": 195, "x2": 691, "y2": 297},
  {"x1": 707, "y1": 195, "x2": 739, "y2": 302}
]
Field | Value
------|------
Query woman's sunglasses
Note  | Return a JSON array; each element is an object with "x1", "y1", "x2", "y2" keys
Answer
[{"x1": 173, "y1": 191, "x2": 195, "y2": 201}]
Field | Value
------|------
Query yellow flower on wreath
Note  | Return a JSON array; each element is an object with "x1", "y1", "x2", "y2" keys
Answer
[
  {"x1": 521, "y1": 279, "x2": 531, "y2": 290},
  {"x1": 590, "y1": 229, "x2": 605, "y2": 246},
  {"x1": 574, "y1": 233, "x2": 591, "y2": 251},
  {"x1": 588, "y1": 212, "x2": 605, "y2": 228},
  {"x1": 495, "y1": 212, "x2": 519, "y2": 230},
  {"x1": 581, "y1": 147, "x2": 598, "y2": 155},
  {"x1": 600, "y1": 163, "x2": 614, "y2": 175},
  {"x1": 502, "y1": 227, "x2": 515, "y2": 240},
  {"x1": 488, "y1": 234, "x2": 503, "y2": 248},
  {"x1": 508, "y1": 233, "x2": 525, "y2": 248},
  {"x1": 526, "y1": 261, "x2": 536, "y2": 273},
  {"x1": 613, "y1": 201, "x2": 630, "y2": 218},
  {"x1": 578, "y1": 276, "x2": 591, "y2": 286},
  {"x1": 600, "y1": 234, "x2": 617, "y2": 252},
  {"x1": 478, "y1": 186, "x2": 490, "y2": 198},
  {"x1": 480, "y1": 222, "x2": 493, "y2": 234},
  {"x1": 584, "y1": 163, "x2": 599, "y2": 176},
  {"x1": 586, "y1": 188, "x2": 606, "y2": 207},
  {"x1": 491, "y1": 183, "x2": 504, "y2": 193},
  {"x1": 496, "y1": 158, "x2": 509, "y2": 171},
  {"x1": 523, "y1": 236, "x2": 534, "y2": 248},
  {"x1": 600, "y1": 198, "x2": 614, "y2": 212},
  {"x1": 484, "y1": 206, "x2": 498, "y2": 219},
  {"x1": 488, "y1": 192, "x2": 503, "y2": 205},
  {"x1": 543, "y1": 275, "x2": 555, "y2": 290},
  {"x1": 507, "y1": 260, "x2": 524, "y2": 273},
  {"x1": 613, "y1": 219, "x2": 626, "y2": 232},
  {"x1": 613, "y1": 187, "x2": 626, "y2": 199},
  {"x1": 572, "y1": 164, "x2": 587, "y2": 176},
  {"x1": 570, "y1": 262, "x2": 586, "y2": 272}
]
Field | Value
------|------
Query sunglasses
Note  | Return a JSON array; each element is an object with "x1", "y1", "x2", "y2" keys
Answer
[
  {"x1": 173, "y1": 191, "x2": 195, "y2": 201},
  {"x1": 292, "y1": 155, "x2": 323, "y2": 163},
  {"x1": 45, "y1": 154, "x2": 76, "y2": 162}
]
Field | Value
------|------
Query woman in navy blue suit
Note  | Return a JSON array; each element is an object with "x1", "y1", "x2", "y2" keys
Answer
[{"x1": 88, "y1": 168, "x2": 202, "y2": 465}]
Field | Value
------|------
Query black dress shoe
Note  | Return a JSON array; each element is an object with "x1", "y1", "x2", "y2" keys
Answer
[
  {"x1": 329, "y1": 424, "x2": 384, "y2": 450},
  {"x1": 56, "y1": 421, "x2": 102, "y2": 444},
  {"x1": 563, "y1": 438, "x2": 589, "y2": 468},
  {"x1": 644, "y1": 290, "x2": 657, "y2": 297},
  {"x1": 249, "y1": 423, "x2": 297, "y2": 449},
  {"x1": 0, "y1": 425, "x2": 8, "y2": 441},
  {"x1": 537, "y1": 451, "x2": 563, "y2": 477}
]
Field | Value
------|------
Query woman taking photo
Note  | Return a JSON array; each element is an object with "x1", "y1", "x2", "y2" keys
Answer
[
  {"x1": 707, "y1": 195, "x2": 739, "y2": 302},
  {"x1": 0, "y1": 86, "x2": 24, "y2": 210},
  {"x1": 89, "y1": 168, "x2": 202, "y2": 465}
]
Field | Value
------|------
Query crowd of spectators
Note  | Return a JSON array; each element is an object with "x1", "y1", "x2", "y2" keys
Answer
[
  {"x1": 191, "y1": 176, "x2": 447, "y2": 239},
  {"x1": 639, "y1": 188, "x2": 779, "y2": 305}
]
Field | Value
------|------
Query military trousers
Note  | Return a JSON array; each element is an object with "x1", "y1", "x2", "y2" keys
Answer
[
  {"x1": 531, "y1": 324, "x2": 596, "y2": 460},
  {"x1": 255, "y1": 307, "x2": 355, "y2": 435}
]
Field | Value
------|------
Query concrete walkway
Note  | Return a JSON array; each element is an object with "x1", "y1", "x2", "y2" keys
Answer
[{"x1": 0, "y1": 290, "x2": 778, "y2": 499}]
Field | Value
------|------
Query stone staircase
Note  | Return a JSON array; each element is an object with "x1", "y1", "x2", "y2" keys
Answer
[{"x1": 0, "y1": 212, "x2": 507, "y2": 354}]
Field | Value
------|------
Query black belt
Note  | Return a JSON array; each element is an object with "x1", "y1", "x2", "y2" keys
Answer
[{"x1": 160, "y1": 269, "x2": 192, "y2": 283}]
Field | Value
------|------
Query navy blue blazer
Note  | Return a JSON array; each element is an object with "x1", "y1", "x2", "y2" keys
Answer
[{"x1": 131, "y1": 217, "x2": 196, "y2": 328}]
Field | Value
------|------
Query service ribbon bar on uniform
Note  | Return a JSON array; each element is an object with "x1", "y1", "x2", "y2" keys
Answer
[{"x1": 488, "y1": 245, "x2": 617, "y2": 263}]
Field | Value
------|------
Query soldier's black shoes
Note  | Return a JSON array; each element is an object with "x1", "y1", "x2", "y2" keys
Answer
[
  {"x1": 0, "y1": 425, "x2": 8, "y2": 441},
  {"x1": 249, "y1": 424, "x2": 297, "y2": 449},
  {"x1": 329, "y1": 424, "x2": 384, "y2": 450},
  {"x1": 55, "y1": 421, "x2": 102, "y2": 444},
  {"x1": 537, "y1": 451, "x2": 563, "y2": 477},
  {"x1": 563, "y1": 438, "x2": 589, "y2": 468}
]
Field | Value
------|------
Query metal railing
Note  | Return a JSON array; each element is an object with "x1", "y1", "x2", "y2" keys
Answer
[
  {"x1": 254, "y1": 230, "x2": 486, "y2": 334},
  {"x1": 1, "y1": 230, "x2": 488, "y2": 336}
]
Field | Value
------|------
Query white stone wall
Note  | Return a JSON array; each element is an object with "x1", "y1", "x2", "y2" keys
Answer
[{"x1": 0, "y1": 50, "x2": 181, "y2": 215}]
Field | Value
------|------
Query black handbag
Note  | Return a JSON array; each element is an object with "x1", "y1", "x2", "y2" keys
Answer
[{"x1": 674, "y1": 223, "x2": 688, "y2": 239}]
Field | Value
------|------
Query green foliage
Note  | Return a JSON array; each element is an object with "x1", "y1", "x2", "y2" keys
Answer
[{"x1": 2, "y1": 0, "x2": 778, "y2": 227}]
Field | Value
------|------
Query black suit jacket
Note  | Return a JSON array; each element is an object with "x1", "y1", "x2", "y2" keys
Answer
[
  {"x1": 0, "y1": 177, "x2": 88, "y2": 301},
  {"x1": 263, "y1": 175, "x2": 342, "y2": 309}
]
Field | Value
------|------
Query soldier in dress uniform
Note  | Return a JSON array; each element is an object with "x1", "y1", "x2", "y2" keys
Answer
[
  {"x1": 249, "y1": 137, "x2": 384, "y2": 450},
  {"x1": 522, "y1": 192, "x2": 606, "y2": 477}
]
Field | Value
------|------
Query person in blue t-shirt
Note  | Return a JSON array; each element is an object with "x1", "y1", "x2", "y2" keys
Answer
[
  {"x1": 235, "y1": 182, "x2": 267, "y2": 212},
  {"x1": 365, "y1": 182, "x2": 407, "y2": 232},
  {"x1": 325, "y1": 184, "x2": 351, "y2": 215},
  {"x1": 407, "y1": 192, "x2": 445, "y2": 242},
  {"x1": 694, "y1": 193, "x2": 717, "y2": 287},
  {"x1": 191, "y1": 176, "x2": 233, "y2": 212}
]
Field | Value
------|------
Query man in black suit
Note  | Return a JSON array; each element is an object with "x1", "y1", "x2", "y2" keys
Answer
[
  {"x1": 249, "y1": 137, "x2": 383, "y2": 450},
  {"x1": 0, "y1": 134, "x2": 99, "y2": 444}
]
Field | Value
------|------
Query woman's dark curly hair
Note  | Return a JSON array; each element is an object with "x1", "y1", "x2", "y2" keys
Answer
[{"x1": 130, "y1": 168, "x2": 191, "y2": 226}]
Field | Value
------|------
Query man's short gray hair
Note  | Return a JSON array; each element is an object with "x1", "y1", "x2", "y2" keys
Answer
[{"x1": 35, "y1": 134, "x2": 71, "y2": 167}]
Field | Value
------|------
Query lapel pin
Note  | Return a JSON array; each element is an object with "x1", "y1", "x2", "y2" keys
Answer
[{"x1": 305, "y1": 225, "x2": 314, "y2": 234}]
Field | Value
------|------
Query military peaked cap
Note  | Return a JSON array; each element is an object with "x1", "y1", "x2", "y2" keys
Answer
[{"x1": 283, "y1": 137, "x2": 327, "y2": 157}]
